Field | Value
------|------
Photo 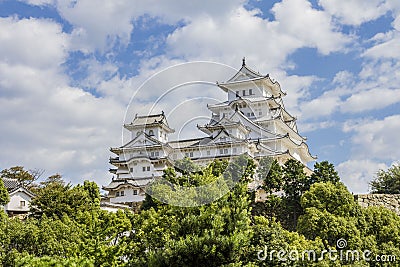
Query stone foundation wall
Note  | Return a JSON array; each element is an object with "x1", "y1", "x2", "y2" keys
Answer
[{"x1": 355, "y1": 194, "x2": 400, "y2": 215}]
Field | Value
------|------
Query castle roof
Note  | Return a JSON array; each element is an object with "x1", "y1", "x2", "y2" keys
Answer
[{"x1": 124, "y1": 112, "x2": 174, "y2": 133}]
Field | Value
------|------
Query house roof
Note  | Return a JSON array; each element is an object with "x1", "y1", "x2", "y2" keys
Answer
[
  {"x1": 2, "y1": 178, "x2": 19, "y2": 190},
  {"x1": 9, "y1": 186, "x2": 35, "y2": 198}
]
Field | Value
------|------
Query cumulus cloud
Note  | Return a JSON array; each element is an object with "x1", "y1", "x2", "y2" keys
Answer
[
  {"x1": 343, "y1": 115, "x2": 400, "y2": 161},
  {"x1": 0, "y1": 16, "x2": 124, "y2": 185},
  {"x1": 0, "y1": 17, "x2": 69, "y2": 69},
  {"x1": 341, "y1": 88, "x2": 400, "y2": 113},
  {"x1": 318, "y1": 0, "x2": 391, "y2": 26},
  {"x1": 337, "y1": 159, "x2": 388, "y2": 193},
  {"x1": 272, "y1": 0, "x2": 352, "y2": 55}
]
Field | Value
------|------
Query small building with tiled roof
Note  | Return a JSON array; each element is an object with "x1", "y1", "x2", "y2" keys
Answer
[{"x1": 1, "y1": 178, "x2": 35, "y2": 217}]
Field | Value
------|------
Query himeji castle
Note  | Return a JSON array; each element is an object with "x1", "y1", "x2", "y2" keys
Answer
[{"x1": 102, "y1": 59, "x2": 315, "y2": 208}]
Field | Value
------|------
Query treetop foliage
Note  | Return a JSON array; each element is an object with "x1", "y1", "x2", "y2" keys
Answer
[
  {"x1": 370, "y1": 163, "x2": 400, "y2": 194},
  {"x1": 1, "y1": 159, "x2": 400, "y2": 266}
]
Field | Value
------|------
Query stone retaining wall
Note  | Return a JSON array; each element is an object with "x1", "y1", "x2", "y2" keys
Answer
[{"x1": 355, "y1": 194, "x2": 400, "y2": 215}]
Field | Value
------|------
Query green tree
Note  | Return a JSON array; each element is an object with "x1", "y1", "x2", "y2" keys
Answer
[
  {"x1": 310, "y1": 161, "x2": 340, "y2": 184},
  {"x1": 281, "y1": 159, "x2": 310, "y2": 230},
  {"x1": 297, "y1": 182, "x2": 362, "y2": 249},
  {"x1": 128, "y1": 157, "x2": 256, "y2": 266},
  {"x1": 258, "y1": 157, "x2": 283, "y2": 194},
  {"x1": 370, "y1": 164, "x2": 400, "y2": 194},
  {"x1": 30, "y1": 174, "x2": 100, "y2": 218},
  {"x1": 0, "y1": 178, "x2": 9, "y2": 206},
  {"x1": 0, "y1": 166, "x2": 43, "y2": 187}
]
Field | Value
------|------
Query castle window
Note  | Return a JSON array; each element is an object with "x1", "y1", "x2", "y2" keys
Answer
[
  {"x1": 249, "y1": 89, "x2": 253, "y2": 95},
  {"x1": 207, "y1": 150, "x2": 210, "y2": 156},
  {"x1": 133, "y1": 190, "x2": 138, "y2": 195},
  {"x1": 233, "y1": 148, "x2": 237, "y2": 153},
  {"x1": 142, "y1": 166, "x2": 146, "y2": 172},
  {"x1": 148, "y1": 129, "x2": 154, "y2": 136},
  {"x1": 259, "y1": 111, "x2": 262, "y2": 115},
  {"x1": 236, "y1": 91, "x2": 239, "y2": 97},
  {"x1": 120, "y1": 191, "x2": 125, "y2": 196},
  {"x1": 116, "y1": 192, "x2": 120, "y2": 197},
  {"x1": 242, "y1": 90, "x2": 246, "y2": 96},
  {"x1": 130, "y1": 168, "x2": 133, "y2": 173},
  {"x1": 20, "y1": 201, "x2": 25, "y2": 207},
  {"x1": 147, "y1": 166, "x2": 150, "y2": 171}
]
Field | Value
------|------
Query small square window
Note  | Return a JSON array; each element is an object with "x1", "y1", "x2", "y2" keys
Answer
[
  {"x1": 130, "y1": 168, "x2": 133, "y2": 173},
  {"x1": 249, "y1": 89, "x2": 253, "y2": 95},
  {"x1": 116, "y1": 192, "x2": 120, "y2": 197},
  {"x1": 133, "y1": 190, "x2": 138, "y2": 195},
  {"x1": 242, "y1": 90, "x2": 246, "y2": 96},
  {"x1": 142, "y1": 166, "x2": 146, "y2": 172},
  {"x1": 233, "y1": 148, "x2": 237, "y2": 153},
  {"x1": 120, "y1": 191, "x2": 124, "y2": 196},
  {"x1": 147, "y1": 166, "x2": 150, "y2": 171},
  {"x1": 207, "y1": 150, "x2": 210, "y2": 156},
  {"x1": 259, "y1": 111, "x2": 262, "y2": 115},
  {"x1": 224, "y1": 149, "x2": 228, "y2": 154},
  {"x1": 236, "y1": 91, "x2": 239, "y2": 97},
  {"x1": 189, "y1": 152, "x2": 193, "y2": 157},
  {"x1": 20, "y1": 201, "x2": 25, "y2": 207},
  {"x1": 220, "y1": 149, "x2": 223, "y2": 154}
]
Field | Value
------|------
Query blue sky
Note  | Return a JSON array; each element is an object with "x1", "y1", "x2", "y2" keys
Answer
[{"x1": 1, "y1": 0, "x2": 399, "y2": 193}]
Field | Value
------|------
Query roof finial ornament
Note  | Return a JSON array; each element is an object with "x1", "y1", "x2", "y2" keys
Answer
[{"x1": 242, "y1": 57, "x2": 246, "y2": 66}]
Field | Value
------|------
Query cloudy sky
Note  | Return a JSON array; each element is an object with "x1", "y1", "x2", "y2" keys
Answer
[{"x1": 1, "y1": 0, "x2": 399, "y2": 193}]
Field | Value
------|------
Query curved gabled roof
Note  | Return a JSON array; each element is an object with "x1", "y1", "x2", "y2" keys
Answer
[
  {"x1": 217, "y1": 59, "x2": 286, "y2": 98},
  {"x1": 124, "y1": 111, "x2": 174, "y2": 133},
  {"x1": 225, "y1": 58, "x2": 266, "y2": 83}
]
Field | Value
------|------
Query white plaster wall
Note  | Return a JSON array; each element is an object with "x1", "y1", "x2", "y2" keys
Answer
[{"x1": 5, "y1": 191, "x2": 31, "y2": 212}]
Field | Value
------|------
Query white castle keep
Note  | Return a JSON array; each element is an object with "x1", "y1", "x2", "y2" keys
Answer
[{"x1": 102, "y1": 59, "x2": 315, "y2": 207}]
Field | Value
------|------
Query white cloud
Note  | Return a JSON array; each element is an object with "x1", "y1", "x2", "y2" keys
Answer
[
  {"x1": 272, "y1": 0, "x2": 352, "y2": 55},
  {"x1": 19, "y1": 0, "x2": 54, "y2": 5},
  {"x1": 337, "y1": 159, "x2": 388, "y2": 193},
  {"x1": 39, "y1": 0, "x2": 246, "y2": 52},
  {"x1": 166, "y1": 0, "x2": 351, "y2": 67},
  {"x1": 363, "y1": 33, "x2": 400, "y2": 60},
  {"x1": 343, "y1": 115, "x2": 400, "y2": 161},
  {"x1": 318, "y1": 0, "x2": 391, "y2": 26},
  {"x1": 333, "y1": 70, "x2": 356, "y2": 86},
  {"x1": 341, "y1": 88, "x2": 400, "y2": 113},
  {"x1": 0, "y1": 17, "x2": 69, "y2": 69},
  {"x1": 300, "y1": 93, "x2": 340, "y2": 119},
  {"x1": 0, "y1": 17, "x2": 124, "y2": 186}
]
